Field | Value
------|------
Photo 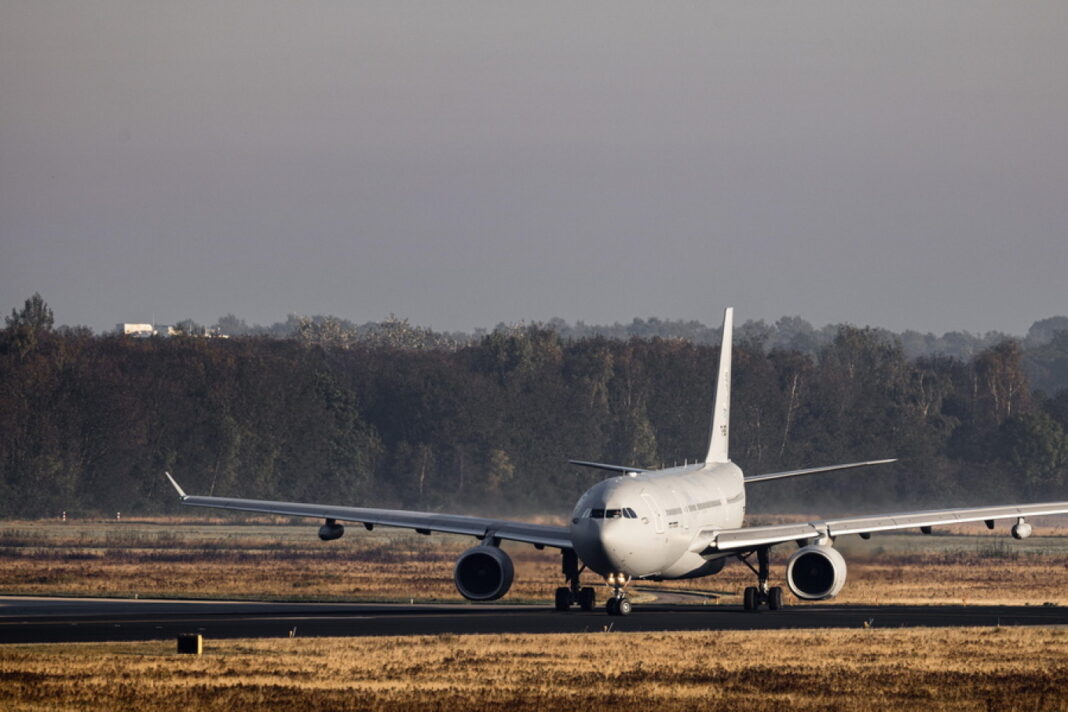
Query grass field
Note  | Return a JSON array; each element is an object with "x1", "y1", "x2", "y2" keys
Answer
[
  {"x1": 1, "y1": 517, "x2": 1067, "y2": 606},
  {"x1": 2, "y1": 518, "x2": 1067, "y2": 710},
  {"x1": 2, "y1": 627, "x2": 1066, "y2": 711}
]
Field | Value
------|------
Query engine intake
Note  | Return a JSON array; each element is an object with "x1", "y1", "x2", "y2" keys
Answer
[
  {"x1": 786, "y1": 545, "x2": 847, "y2": 600},
  {"x1": 454, "y1": 546, "x2": 514, "y2": 601}
]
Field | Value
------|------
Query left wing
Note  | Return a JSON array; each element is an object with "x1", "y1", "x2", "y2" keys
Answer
[
  {"x1": 164, "y1": 473, "x2": 572, "y2": 550},
  {"x1": 693, "y1": 500, "x2": 1068, "y2": 555}
]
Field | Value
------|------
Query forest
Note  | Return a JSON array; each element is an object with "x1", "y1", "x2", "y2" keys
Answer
[{"x1": 2, "y1": 294, "x2": 1067, "y2": 518}]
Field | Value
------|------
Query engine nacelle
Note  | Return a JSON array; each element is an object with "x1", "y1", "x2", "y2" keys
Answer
[
  {"x1": 786, "y1": 545, "x2": 847, "y2": 600},
  {"x1": 318, "y1": 520, "x2": 345, "y2": 541},
  {"x1": 1012, "y1": 520, "x2": 1032, "y2": 540},
  {"x1": 453, "y1": 545, "x2": 514, "y2": 601}
]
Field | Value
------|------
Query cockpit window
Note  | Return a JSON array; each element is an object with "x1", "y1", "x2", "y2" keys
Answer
[{"x1": 586, "y1": 507, "x2": 638, "y2": 520}]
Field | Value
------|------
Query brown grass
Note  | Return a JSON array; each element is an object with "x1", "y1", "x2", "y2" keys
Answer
[
  {"x1": 1, "y1": 519, "x2": 1067, "y2": 606},
  {"x1": 1, "y1": 627, "x2": 1066, "y2": 711}
]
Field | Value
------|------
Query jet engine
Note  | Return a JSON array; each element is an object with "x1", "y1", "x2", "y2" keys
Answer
[
  {"x1": 1012, "y1": 519, "x2": 1032, "y2": 540},
  {"x1": 318, "y1": 520, "x2": 345, "y2": 541},
  {"x1": 453, "y1": 545, "x2": 514, "y2": 601},
  {"x1": 786, "y1": 545, "x2": 847, "y2": 600}
]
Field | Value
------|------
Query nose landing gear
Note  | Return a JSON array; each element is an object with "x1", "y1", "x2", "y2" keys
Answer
[
  {"x1": 738, "y1": 547, "x2": 784, "y2": 611},
  {"x1": 605, "y1": 572, "x2": 632, "y2": 616}
]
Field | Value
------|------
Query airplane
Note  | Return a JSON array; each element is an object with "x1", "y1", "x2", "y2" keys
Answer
[{"x1": 164, "y1": 308, "x2": 1068, "y2": 615}]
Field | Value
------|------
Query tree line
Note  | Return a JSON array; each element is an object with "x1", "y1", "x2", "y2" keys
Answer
[{"x1": 2, "y1": 294, "x2": 1066, "y2": 518}]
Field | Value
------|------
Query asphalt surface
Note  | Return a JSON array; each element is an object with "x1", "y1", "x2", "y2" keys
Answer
[{"x1": 1, "y1": 596, "x2": 1066, "y2": 644}]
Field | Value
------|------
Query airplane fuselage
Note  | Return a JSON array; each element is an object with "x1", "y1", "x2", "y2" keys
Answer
[{"x1": 569, "y1": 461, "x2": 745, "y2": 580}]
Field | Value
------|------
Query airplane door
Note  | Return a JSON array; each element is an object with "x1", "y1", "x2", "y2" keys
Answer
[
  {"x1": 641, "y1": 493, "x2": 665, "y2": 533},
  {"x1": 671, "y1": 488, "x2": 690, "y2": 530}
]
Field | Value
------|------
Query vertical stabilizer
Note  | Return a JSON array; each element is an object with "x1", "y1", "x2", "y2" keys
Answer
[{"x1": 705, "y1": 307, "x2": 733, "y2": 463}]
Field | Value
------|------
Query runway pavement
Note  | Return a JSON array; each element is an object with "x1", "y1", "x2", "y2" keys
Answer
[{"x1": 1, "y1": 595, "x2": 1065, "y2": 644}]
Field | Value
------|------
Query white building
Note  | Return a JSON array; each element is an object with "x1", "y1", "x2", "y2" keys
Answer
[{"x1": 116, "y1": 323, "x2": 178, "y2": 337}]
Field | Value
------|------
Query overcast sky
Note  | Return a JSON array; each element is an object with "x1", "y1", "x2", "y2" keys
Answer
[{"x1": 2, "y1": 1, "x2": 1065, "y2": 335}]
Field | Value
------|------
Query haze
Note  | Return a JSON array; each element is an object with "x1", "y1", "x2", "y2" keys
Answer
[{"x1": 2, "y1": 1, "x2": 1065, "y2": 334}]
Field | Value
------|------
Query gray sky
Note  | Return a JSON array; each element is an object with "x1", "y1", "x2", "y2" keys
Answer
[{"x1": 2, "y1": 1, "x2": 1066, "y2": 335}]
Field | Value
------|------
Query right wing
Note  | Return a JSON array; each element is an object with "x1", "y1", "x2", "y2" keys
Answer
[
  {"x1": 694, "y1": 500, "x2": 1068, "y2": 555},
  {"x1": 744, "y1": 458, "x2": 896, "y2": 483},
  {"x1": 164, "y1": 473, "x2": 572, "y2": 550}
]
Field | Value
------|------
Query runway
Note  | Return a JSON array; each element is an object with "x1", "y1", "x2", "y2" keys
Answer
[{"x1": 1, "y1": 596, "x2": 1065, "y2": 644}]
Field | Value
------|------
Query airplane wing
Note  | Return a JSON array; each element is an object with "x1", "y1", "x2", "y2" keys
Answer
[
  {"x1": 693, "y1": 500, "x2": 1068, "y2": 555},
  {"x1": 164, "y1": 473, "x2": 572, "y2": 550},
  {"x1": 569, "y1": 460, "x2": 651, "y2": 475},
  {"x1": 744, "y1": 458, "x2": 896, "y2": 483}
]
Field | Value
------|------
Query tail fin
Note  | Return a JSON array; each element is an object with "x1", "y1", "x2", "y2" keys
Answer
[{"x1": 705, "y1": 307, "x2": 733, "y2": 464}]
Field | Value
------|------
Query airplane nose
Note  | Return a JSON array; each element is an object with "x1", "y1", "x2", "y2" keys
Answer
[{"x1": 571, "y1": 518, "x2": 624, "y2": 575}]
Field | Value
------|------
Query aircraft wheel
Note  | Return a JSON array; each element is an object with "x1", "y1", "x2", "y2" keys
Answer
[
  {"x1": 743, "y1": 586, "x2": 758, "y2": 611},
  {"x1": 606, "y1": 597, "x2": 620, "y2": 616},
  {"x1": 617, "y1": 598, "x2": 633, "y2": 616},
  {"x1": 554, "y1": 586, "x2": 572, "y2": 611},
  {"x1": 768, "y1": 586, "x2": 784, "y2": 611},
  {"x1": 578, "y1": 587, "x2": 596, "y2": 611}
]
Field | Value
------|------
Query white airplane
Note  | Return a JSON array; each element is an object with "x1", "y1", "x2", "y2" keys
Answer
[{"x1": 165, "y1": 308, "x2": 1068, "y2": 615}]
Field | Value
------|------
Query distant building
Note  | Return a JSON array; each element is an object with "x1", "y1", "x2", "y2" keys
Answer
[
  {"x1": 116, "y1": 323, "x2": 177, "y2": 337},
  {"x1": 117, "y1": 323, "x2": 155, "y2": 337}
]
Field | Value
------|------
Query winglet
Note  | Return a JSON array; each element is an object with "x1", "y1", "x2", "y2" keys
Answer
[
  {"x1": 705, "y1": 307, "x2": 733, "y2": 464},
  {"x1": 164, "y1": 471, "x2": 187, "y2": 499}
]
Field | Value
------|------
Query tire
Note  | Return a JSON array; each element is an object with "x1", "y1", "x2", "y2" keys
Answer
[
  {"x1": 554, "y1": 586, "x2": 571, "y2": 612},
  {"x1": 768, "y1": 586, "x2": 784, "y2": 611},
  {"x1": 579, "y1": 587, "x2": 596, "y2": 611},
  {"x1": 606, "y1": 596, "x2": 620, "y2": 616},
  {"x1": 743, "y1": 586, "x2": 758, "y2": 611},
  {"x1": 617, "y1": 598, "x2": 633, "y2": 616}
]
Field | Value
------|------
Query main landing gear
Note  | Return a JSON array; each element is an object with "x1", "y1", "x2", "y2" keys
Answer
[
  {"x1": 554, "y1": 549, "x2": 597, "y2": 612},
  {"x1": 738, "y1": 547, "x2": 784, "y2": 612}
]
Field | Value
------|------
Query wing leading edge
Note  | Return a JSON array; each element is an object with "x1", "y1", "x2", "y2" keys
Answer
[
  {"x1": 694, "y1": 500, "x2": 1068, "y2": 555},
  {"x1": 164, "y1": 473, "x2": 572, "y2": 550},
  {"x1": 744, "y1": 458, "x2": 897, "y2": 483}
]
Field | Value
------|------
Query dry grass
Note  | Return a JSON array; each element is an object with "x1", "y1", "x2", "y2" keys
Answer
[
  {"x1": 1, "y1": 627, "x2": 1066, "y2": 711},
  {"x1": 1, "y1": 519, "x2": 1067, "y2": 606}
]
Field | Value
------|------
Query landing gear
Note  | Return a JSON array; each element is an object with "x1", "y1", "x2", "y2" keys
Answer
[
  {"x1": 578, "y1": 586, "x2": 597, "y2": 611},
  {"x1": 743, "y1": 586, "x2": 758, "y2": 611},
  {"x1": 768, "y1": 585, "x2": 784, "y2": 611},
  {"x1": 607, "y1": 595, "x2": 632, "y2": 616},
  {"x1": 555, "y1": 550, "x2": 596, "y2": 611},
  {"x1": 605, "y1": 572, "x2": 632, "y2": 616},
  {"x1": 738, "y1": 547, "x2": 785, "y2": 612}
]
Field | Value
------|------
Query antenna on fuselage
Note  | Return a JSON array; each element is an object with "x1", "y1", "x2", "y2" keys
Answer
[{"x1": 704, "y1": 307, "x2": 733, "y2": 464}]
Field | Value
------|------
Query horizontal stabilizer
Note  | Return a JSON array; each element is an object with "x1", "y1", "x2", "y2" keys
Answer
[
  {"x1": 569, "y1": 460, "x2": 650, "y2": 475},
  {"x1": 744, "y1": 459, "x2": 897, "y2": 484}
]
